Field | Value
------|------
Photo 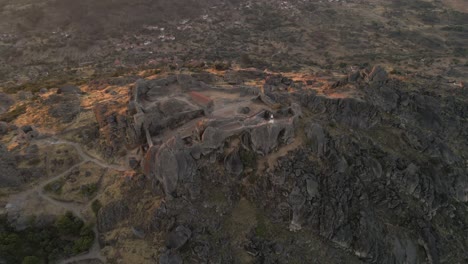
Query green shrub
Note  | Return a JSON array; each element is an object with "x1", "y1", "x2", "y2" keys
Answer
[
  {"x1": 91, "y1": 199, "x2": 102, "y2": 216},
  {"x1": 72, "y1": 236, "x2": 94, "y2": 254},
  {"x1": 80, "y1": 183, "x2": 98, "y2": 197},
  {"x1": 22, "y1": 256, "x2": 42, "y2": 264},
  {"x1": 55, "y1": 211, "x2": 84, "y2": 236},
  {"x1": 0, "y1": 213, "x2": 94, "y2": 263},
  {"x1": 43, "y1": 179, "x2": 64, "y2": 195}
]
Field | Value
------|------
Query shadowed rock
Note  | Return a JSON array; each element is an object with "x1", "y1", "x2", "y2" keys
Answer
[
  {"x1": 224, "y1": 149, "x2": 243, "y2": 176},
  {"x1": 166, "y1": 225, "x2": 192, "y2": 250},
  {"x1": 305, "y1": 123, "x2": 327, "y2": 157},
  {"x1": 159, "y1": 252, "x2": 183, "y2": 264}
]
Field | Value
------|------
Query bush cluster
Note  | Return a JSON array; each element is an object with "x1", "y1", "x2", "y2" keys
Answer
[{"x1": 0, "y1": 212, "x2": 94, "y2": 263}]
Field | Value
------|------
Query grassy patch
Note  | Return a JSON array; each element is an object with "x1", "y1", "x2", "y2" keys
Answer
[
  {"x1": 3, "y1": 78, "x2": 87, "y2": 94},
  {"x1": 80, "y1": 183, "x2": 98, "y2": 197}
]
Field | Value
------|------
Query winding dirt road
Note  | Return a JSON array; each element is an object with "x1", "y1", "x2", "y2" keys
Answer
[{"x1": 8, "y1": 136, "x2": 129, "y2": 264}]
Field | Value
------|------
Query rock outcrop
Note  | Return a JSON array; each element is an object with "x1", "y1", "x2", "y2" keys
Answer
[{"x1": 95, "y1": 68, "x2": 468, "y2": 264}]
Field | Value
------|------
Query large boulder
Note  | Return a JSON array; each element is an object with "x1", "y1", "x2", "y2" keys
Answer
[
  {"x1": 147, "y1": 137, "x2": 196, "y2": 196},
  {"x1": 159, "y1": 252, "x2": 183, "y2": 264},
  {"x1": 166, "y1": 225, "x2": 192, "y2": 250},
  {"x1": 250, "y1": 124, "x2": 286, "y2": 155}
]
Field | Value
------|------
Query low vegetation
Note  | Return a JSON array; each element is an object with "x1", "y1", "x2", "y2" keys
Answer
[
  {"x1": 91, "y1": 199, "x2": 102, "y2": 217},
  {"x1": 0, "y1": 211, "x2": 94, "y2": 263},
  {"x1": 43, "y1": 179, "x2": 65, "y2": 195},
  {"x1": 80, "y1": 183, "x2": 98, "y2": 197}
]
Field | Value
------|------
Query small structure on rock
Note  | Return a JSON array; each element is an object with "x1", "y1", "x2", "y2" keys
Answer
[{"x1": 125, "y1": 74, "x2": 301, "y2": 197}]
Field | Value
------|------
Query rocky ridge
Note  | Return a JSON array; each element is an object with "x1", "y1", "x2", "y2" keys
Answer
[
  {"x1": 91, "y1": 67, "x2": 468, "y2": 263},
  {"x1": 1, "y1": 65, "x2": 467, "y2": 264}
]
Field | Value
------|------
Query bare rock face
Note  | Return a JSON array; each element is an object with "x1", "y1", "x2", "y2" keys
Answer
[
  {"x1": 133, "y1": 74, "x2": 302, "y2": 197},
  {"x1": 144, "y1": 108, "x2": 298, "y2": 196},
  {"x1": 146, "y1": 137, "x2": 197, "y2": 196},
  {"x1": 111, "y1": 69, "x2": 468, "y2": 263},
  {"x1": 305, "y1": 123, "x2": 327, "y2": 157},
  {"x1": 250, "y1": 122, "x2": 293, "y2": 155}
]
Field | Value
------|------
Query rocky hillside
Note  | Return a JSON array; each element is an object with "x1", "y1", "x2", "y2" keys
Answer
[
  {"x1": 0, "y1": 0, "x2": 466, "y2": 90},
  {"x1": 0, "y1": 1, "x2": 467, "y2": 264},
  {"x1": 2, "y1": 64, "x2": 466, "y2": 263}
]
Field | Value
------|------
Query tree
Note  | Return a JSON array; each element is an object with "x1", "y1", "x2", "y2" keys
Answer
[
  {"x1": 22, "y1": 256, "x2": 42, "y2": 264},
  {"x1": 55, "y1": 211, "x2": 84, "y2": 236}
]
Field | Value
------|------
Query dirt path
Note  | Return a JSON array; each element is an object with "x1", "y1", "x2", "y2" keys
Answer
[
  {"x1": 443, "y1": 0, "x2": 468, "y2": 13},
  {"x1": 8, "y1": 136, "x2": 129, "y2": 264}
]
